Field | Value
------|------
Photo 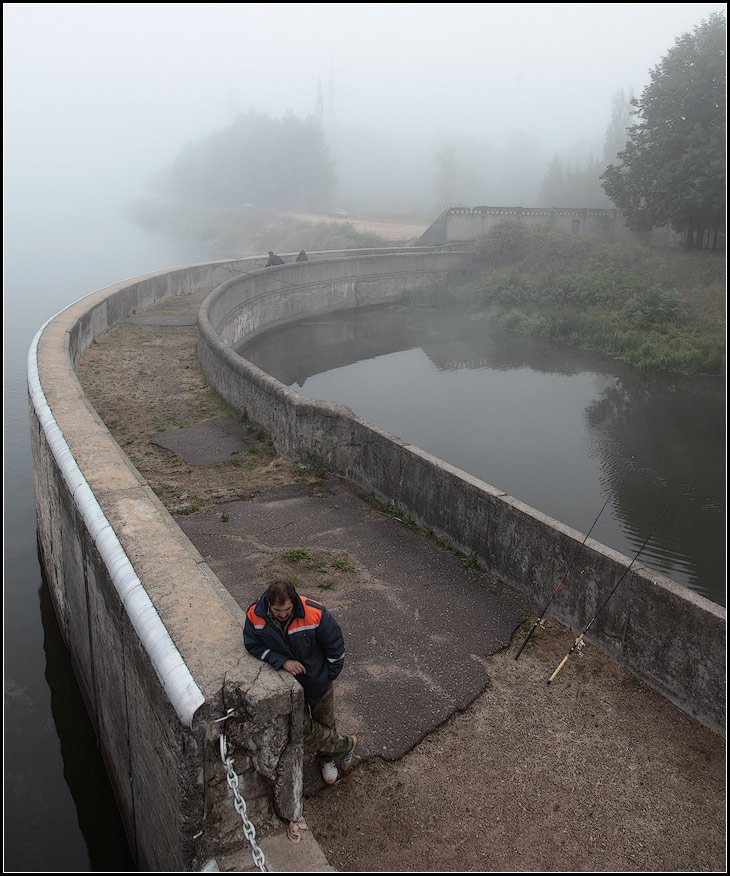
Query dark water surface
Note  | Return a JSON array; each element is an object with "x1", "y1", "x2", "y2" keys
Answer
[
  {"x1": 4, "y1": 214, "x2": 201, "y2": 871},
  {"x1": 242, "y1": 305, "x2": 726, "y2": 607}
]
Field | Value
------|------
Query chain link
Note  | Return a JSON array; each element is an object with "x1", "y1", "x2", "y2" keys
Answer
[{"x1": 220, "y1": 734, "x2": 267, "y2": 872}]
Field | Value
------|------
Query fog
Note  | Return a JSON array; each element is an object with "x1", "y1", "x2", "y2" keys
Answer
[{"x1": 5, "y1": 3, "x2": 727, "y2": 259}]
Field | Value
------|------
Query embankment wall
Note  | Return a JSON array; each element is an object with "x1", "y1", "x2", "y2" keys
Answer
[
  {"x1": 416, "y1": 205, "x2": 680, "y2": 245},
  {"x1": 27, "y1": 246, "x2": 453, "y2": 871},
  {"x1": 28, "y1": 257, "x2": 309, "y2": 871},
  {"x1": 198, "y1": 252, "x2": 725, "y2": 734},
  {"x1": 28, "y1": 246, "x2": 726, "y2": 874}
]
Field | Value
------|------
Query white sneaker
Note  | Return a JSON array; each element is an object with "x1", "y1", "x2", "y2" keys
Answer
[
  {"x1": 341, "y1": 735, "x2": 358, "y2": 773},
  {"x1": 321, "y1": 760, "x2": 338, "y2": 785}
]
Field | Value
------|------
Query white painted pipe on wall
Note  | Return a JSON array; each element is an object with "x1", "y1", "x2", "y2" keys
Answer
[{"x1": 28, "y1": 305, "x2": 205, "y2": 727}]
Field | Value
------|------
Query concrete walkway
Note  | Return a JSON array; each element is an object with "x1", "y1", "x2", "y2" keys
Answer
[
  {"x1": 177, "y1": 474, "x2": 528, "y2": 782},
  {"x1": 168, "y1": 422, "x2": 528, "y2": 872},
  {"x1": 134, "y1": 299, "x2": 528, "y2": 868}
]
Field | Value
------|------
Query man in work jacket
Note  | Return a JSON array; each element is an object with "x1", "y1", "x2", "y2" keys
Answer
[{"x1": 244, "y1": 579, "x2": 358, "y2": 787}]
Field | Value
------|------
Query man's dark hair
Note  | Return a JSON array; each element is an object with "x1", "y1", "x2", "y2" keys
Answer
[{"x1": 266, "y1": 579, "x2": 298, "y2": 607}]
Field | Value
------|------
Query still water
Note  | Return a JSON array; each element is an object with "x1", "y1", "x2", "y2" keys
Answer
[
  {"x1": 4, "y1": 213, "x2": 203, "y2": 871},
  {"x1": 241, "y1": 305, "x2": 726, "y2": 607}
]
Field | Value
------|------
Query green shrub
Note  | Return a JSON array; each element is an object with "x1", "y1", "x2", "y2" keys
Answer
[
  {"x1": 472, "y1": 220, "x2": 529, "y2": 265},
  {"x1": 621, "y1": 286, "x2": 687, "y2": 330}
]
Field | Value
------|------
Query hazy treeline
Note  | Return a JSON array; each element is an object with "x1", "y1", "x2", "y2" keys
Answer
[
  {"x1": 148, "y1": 110, "x2": 336, "y2": 212},
  {"x1": 145, "y1": 113, "x2": 551, "y2": 217},
  {"x1": 138, "y1": 12, "x2": 724, "y2": 248},
  {"x1": 142, "y1": 97, "x2": 622, "y2": 217},
  {"x1": 537, "y1": 88, "x2": 634, "y2": 208}
]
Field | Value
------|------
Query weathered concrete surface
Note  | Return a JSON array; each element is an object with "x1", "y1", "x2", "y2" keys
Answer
[
  {"x1": 211, "y1": 828, "x2": 336, "y2": 872},
  {"x1": 416, "y1": 205, "x2": 681, "y2": 246},
  {"x1": 30, "y1": 249, "x2": 463, "y2": 872},
  {"x1": 31, "y1": 249, "x2": 726, "y2": 872},
  {"x1": 129, "y1": 313, "x2": 199, "y2": 325},
  {"x1": 150, "y1": 415, "x2": 259, "y2": 465},
  {"x1": 175, "y1": 475, "x2": 528, "y2": 792}
]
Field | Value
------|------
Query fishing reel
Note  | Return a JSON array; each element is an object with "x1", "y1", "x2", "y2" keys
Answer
[{"x1": 576, "y1": 638, "x2": 586, "y2": 657}]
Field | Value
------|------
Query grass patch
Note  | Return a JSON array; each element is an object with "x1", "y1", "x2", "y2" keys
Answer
[
  {"x1": 331, "y1": 556, "x2": 354, "y2": 572},
  {"x1": 282, "y1": 547, "x2": 314, "y2": 562}
]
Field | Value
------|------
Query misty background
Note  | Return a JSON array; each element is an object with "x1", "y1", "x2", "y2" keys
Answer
[
  {"x1": 5, "y1": 4, "x2": 728, "y2": 249},
  {"x1": 3, "y1": 3, "x2": 725, "y2": 870}
]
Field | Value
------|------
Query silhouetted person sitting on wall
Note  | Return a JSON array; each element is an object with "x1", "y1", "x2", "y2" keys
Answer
[
  {"x1": 296, "y1": 250, "x2": 308, "y2": 262},
  {"x1": 266, "y1": 251, "x2": 285, "y2": 266}
]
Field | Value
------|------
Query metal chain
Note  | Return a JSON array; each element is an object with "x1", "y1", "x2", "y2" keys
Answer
[{"x1": 219, "y1": 733, "x2": 267, "y2": 872}]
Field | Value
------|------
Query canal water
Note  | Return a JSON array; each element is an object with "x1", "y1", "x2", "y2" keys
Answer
[
  {"x1": 241, "y1": 304, "x2": 726, "y2": 607},
  {"x1": 4, "y1": 214, "x2": 199, "y2": 871}
]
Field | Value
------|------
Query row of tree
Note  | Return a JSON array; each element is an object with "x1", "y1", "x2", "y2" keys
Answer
[
  {"x1": 447, "y1": 12, "x2": 725, "y2": 248},
  {"x1": 537, "y1": 88, "x2": 634, "y2": 208}
]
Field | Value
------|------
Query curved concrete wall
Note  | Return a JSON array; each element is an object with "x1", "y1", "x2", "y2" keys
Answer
[
  {"x1": 198, "y1": 252, "x2": 725, "y2": 734},
  {"x1": 28, "y1": 257, "x2": 311, "y2": 871}
]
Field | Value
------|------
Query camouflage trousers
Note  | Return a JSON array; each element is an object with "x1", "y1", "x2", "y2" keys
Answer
[{"x1": 304, "y1": 682, "x2": 353, "y2": 763}]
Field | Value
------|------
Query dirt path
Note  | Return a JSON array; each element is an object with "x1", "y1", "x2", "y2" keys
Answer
[
  {"x1": 305, "y1": 618, "x2": 725, "y2": 872},
  {"x1": 285, "y1": 212, "x2": 429, "y2": 243},
  {"x1": 76, "y1": 291, "x2": 726, "y2": 873}
]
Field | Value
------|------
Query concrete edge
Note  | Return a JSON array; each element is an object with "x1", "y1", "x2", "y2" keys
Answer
[{"x1": 29, "y1": 312, "x2": 206, "y2": 727}]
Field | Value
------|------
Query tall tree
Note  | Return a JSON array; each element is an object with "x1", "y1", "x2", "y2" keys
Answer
[
  {"x1": 601, "y1": 13, "x2": 726, "y2": 248},
  {"x1": 602, "y1": 87, "x2": 634, "y2": 167}
]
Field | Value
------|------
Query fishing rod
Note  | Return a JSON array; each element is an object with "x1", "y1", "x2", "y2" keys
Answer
[
  {"x1": 514, "y1": 488, "x2": 616, "y2": 661},
  {"x1": 547, "y1": 498, "x2": 675, "y2": 685}
]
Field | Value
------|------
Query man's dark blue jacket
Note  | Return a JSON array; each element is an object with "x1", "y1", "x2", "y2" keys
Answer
[{"x1": 244, "y1": 593, "x2": 345, "y2": 705}]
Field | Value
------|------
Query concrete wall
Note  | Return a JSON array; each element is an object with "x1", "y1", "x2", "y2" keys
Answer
[
  {"x1": 416, "y1": 205, "x2": 680, "y2": 246},
  {"x1": 28, "y1": 258, "x2": 314, "y2": 871},
  {"x1": 198, "y1": 253, "x2": 726, "y2": 734}
]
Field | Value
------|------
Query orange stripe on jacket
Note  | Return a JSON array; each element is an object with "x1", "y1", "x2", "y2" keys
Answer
[
  {"x1": 247, "y1": 603, "x2": 266, "y2": 629},
  {"x1": 288, "y1": 598, "x2": 323, "y2": 635}
]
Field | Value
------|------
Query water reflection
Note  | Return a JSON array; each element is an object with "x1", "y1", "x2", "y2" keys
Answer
[
  {"x1": 40, "y1": 575, "x2": 137, "y2": 871},
  {"x1": 241, "y1": 304, "x2": 725, "y2": 606}
]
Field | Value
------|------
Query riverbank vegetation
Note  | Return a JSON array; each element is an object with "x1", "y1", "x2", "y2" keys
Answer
[{"x1": 421, "y1": 221, "x2": 725, "y2": 375}]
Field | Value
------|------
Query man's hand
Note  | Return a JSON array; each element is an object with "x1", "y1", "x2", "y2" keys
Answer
[{"x1": 282, "y1": 659, "x2": 306, "y2": 676}]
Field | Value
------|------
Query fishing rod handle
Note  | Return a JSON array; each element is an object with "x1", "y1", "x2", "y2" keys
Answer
[
  {"x1": 547, "y1": 653, "x2": 570, "y2": 685},
  {"x1": 547, "y1": 635, "x2": 583, "y2": 685}
]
